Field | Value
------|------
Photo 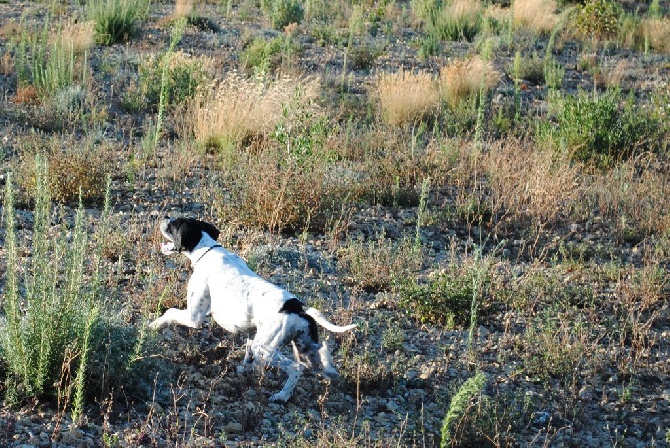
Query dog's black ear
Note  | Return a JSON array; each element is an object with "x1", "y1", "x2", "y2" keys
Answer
[
  {"x1": 169, "y1": 218, "x2": 200, "y2": 253},
  {"x1": 197, "y1": 220, "x2": 220, "y2": 241}
]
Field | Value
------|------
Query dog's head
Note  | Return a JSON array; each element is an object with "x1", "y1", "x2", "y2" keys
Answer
[{"x1": 159, "y1": 217, "x2": 220, "y2": 255}]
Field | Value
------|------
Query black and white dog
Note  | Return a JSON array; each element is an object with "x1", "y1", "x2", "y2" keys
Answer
[{"x1": 150, "y1": 217, "x2": 356, "y2": 402}]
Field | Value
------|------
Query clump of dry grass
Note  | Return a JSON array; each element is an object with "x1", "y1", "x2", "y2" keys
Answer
[
  {"x1": 643, "y1": 18, "x2": 670, "y2": 54},
  {"x1": 187, "y1": 73, "x2": 320, "y2": 150},
  {"x1": 55, "y1": 20, "x2": 95, "y2": 54},
  {"x1": 511, "y1": 0, "x2": 560, "y2": 34},
  {"x1": 375, "y1": 69, "x2": 439, "y2": 126},
  {"x1": 173, "y1": 0, "x2": 194, "y2": 18},
  {"x1": 439, "y1": 56, "x2": 500, "y2": 109}
]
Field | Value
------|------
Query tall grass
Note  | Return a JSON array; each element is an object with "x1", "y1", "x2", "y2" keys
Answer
[
  {"x1": 15, "y1": 20, "x2": 88, "y2": 97},
  {"x1": 87, "y1": 0, "x2": 149, "y2": 46}
]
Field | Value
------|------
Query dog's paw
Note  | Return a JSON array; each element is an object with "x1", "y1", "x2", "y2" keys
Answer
[
  {"x1": 148, "y1": 319, "x2": 163, "y2": 330},
  {"x1": 160, "y1": 242, "x2": 176, "y2": 255},
  {"x1": 269, "y1": 392, "x2": 290, "y2": 403}
]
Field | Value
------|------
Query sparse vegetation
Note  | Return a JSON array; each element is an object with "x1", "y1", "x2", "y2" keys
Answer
[{"x1": 1, "y1": 0, "x2": 670, "y2": 446}]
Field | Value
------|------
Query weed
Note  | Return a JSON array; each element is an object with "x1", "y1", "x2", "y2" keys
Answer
[
  {"x1": 14, "y1": 19, "x2": 88, "y2": 99},
  {"x1": 262, "y1": 0, "x2": 304, "y2": 30},
  {"x1": 240, "y1": 34, "x2": 300, "y2": 75},
  {"x1": 642, "y1": 17, "x2": 670, "y2": 54},
  {"x1": 187, "y1": 73, "x2": 320, "y2": 152},
  {"x1": 398, "y1": 263, "x2": 490, "y2": 328},
  {"x1": 428, "y1": 0, "x2": 484, "y2": 43},
  {"x1": 511, "y1": 0, "x2": 560, "y2": 35},
  {"x1": 340, "y1": 231, "x2": 424, "y2": 292}
]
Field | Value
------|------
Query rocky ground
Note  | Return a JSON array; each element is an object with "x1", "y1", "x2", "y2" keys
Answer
[{"x1": 1, "y1": 0, "x2": 670, "y2": 447}]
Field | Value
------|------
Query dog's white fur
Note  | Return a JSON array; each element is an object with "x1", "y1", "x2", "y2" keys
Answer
[{"x1": 150, "y1": 217, "x2": 356, "y2": 402}]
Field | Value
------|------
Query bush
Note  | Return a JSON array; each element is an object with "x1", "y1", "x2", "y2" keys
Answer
[
  {"x1": 339, "y1": 233, "x2": 424, "y2": 292},
  {"x1": 14, "y1": 21, "x2": 88, "y2": 98},
  {"x1": 574, "y1": 0, "x2": 621, "y2": 41},
  {"x1": 0, "y1": 164, "x2": 102, "y2": 409},
  {"x1": 187, "y1": 73, "x2": 320, "y2": 152},
  {"x1": 262, "y1": 0, "x2": 304, "y2": 30},
  {"x1": 138, "y1": 51, "x2": 211, "y2": 108},
  {"x1": 18, "y1": 143, "x2": 109, "y2": 204},
  {"x1": 398, "y1": 269, "x2": 483, "y2": 327},
  {"x1": 87, "y1": 0, "x2": 148, "y2": 45},
  {"x1": 538, "y1": 89, "x2": 659, "y2": 168},
  {"x1": 439, "y1": 56, "x2": 500, "y2": 110}
]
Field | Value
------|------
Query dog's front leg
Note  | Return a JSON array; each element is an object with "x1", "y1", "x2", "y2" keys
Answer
[{"x1": 150, "y1": 279, "x2": 210, "y2": 330}]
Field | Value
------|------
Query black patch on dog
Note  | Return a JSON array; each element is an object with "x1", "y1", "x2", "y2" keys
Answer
[
  {"x1": 280, "y1": 298, "x2": 319, "y2": 343},
  {"x1": 167, "y1": 218, "x2": 220, "y2": 253}
]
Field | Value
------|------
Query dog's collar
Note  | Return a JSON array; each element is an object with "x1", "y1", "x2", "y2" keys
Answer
[{"x1": 193, "y1": 244, "x2": 222, "y2": 267}]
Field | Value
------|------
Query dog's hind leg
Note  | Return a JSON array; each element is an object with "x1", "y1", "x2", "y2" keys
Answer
[
  {"x1": 237, "y1": 338, "x2": 255, "y2": 374},
  {"x1": 251, "y1": 315, "x2": 305, "y2": 402}
]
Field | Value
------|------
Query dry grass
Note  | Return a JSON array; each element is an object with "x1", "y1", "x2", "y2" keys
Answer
[
  {"x1": 187, "y1": 73, "x2": 320, "y2": 150},
  {"x1": 439, "y1": 56, "x2": 500, "y2": 109},
  {"x1": 644, "y1": 18, "x2": 670, "y2": 54},
  {"x1": 375, "y1": 69, "x2": 439, "y2": 126},
  {"x1": 511, "y1": 0, "x2": 560, "y2": 34},
  {"x1": 54, "y1": 20, "x2": 95, "y2": 54},
  {"x1": 483, "y1": 138, "x2": 581, "y2": 229},
  {"x1": 586, "y1": 155, "x2": 670, "y2": 239},
  {"x1": 440, "y1": 0, "x2": 484, "y2": 23},
  {"x1": 174, "y1": 0, "x2": 194, "y2": 18}
]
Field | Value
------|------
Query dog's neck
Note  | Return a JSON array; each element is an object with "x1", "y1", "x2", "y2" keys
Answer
[{"x1": 186, "y1": 234, "x2": 221, "y2": 267}]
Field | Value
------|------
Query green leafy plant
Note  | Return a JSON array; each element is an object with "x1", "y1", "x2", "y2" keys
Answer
[
  {"x1": 399, "y1": 266, "x2": 485, "y2": 328},
  {"x1": 575, "y1": 0, "x2": 621, "y2": 42},
  {"x1": 538, "y1": 89, "x2": 659, "y2": 168}
]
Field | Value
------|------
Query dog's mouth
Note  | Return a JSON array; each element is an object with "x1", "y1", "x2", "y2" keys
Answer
[{"x1": 159, "y1": 217, "x2": 177, "y2": 254}]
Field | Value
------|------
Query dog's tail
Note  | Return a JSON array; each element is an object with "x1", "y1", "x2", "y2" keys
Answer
[{"x1": 304, "y1": 308, "x2": 356, "y2": 333}]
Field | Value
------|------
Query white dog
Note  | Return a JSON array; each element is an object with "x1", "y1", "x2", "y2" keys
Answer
[{"x1": 150, "y1": 217, "x2": 356, "y2": 402}]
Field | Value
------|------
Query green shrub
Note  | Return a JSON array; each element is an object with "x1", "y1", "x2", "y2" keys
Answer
[
  {"x1": 87, "y1": 0, "x2": 148, "y2": 45},
  {"x1": 262, "y1": 0, "x2": 304, "y2": 30},
  {"x1": 139, "y1": 51, "x2": 210, "y2": 108},
  {"x1": 574, "y1": 0, "x2": 621, "y2": 41},
  {"x1": 0, "y1": 162, "x2": 104, "y2": 408},
  {"x1": 538, "y1": 89, "x2": 658, "y2": 168},
  {"x1": 428, "y1": 0, "x2": 484, "y2": 42},
  {"x1": 240, "y1": 35, "x2": 300, "y2": 74},
  {"x1": 398, "y1": 267, "x2": 489, "y2": 328}
]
